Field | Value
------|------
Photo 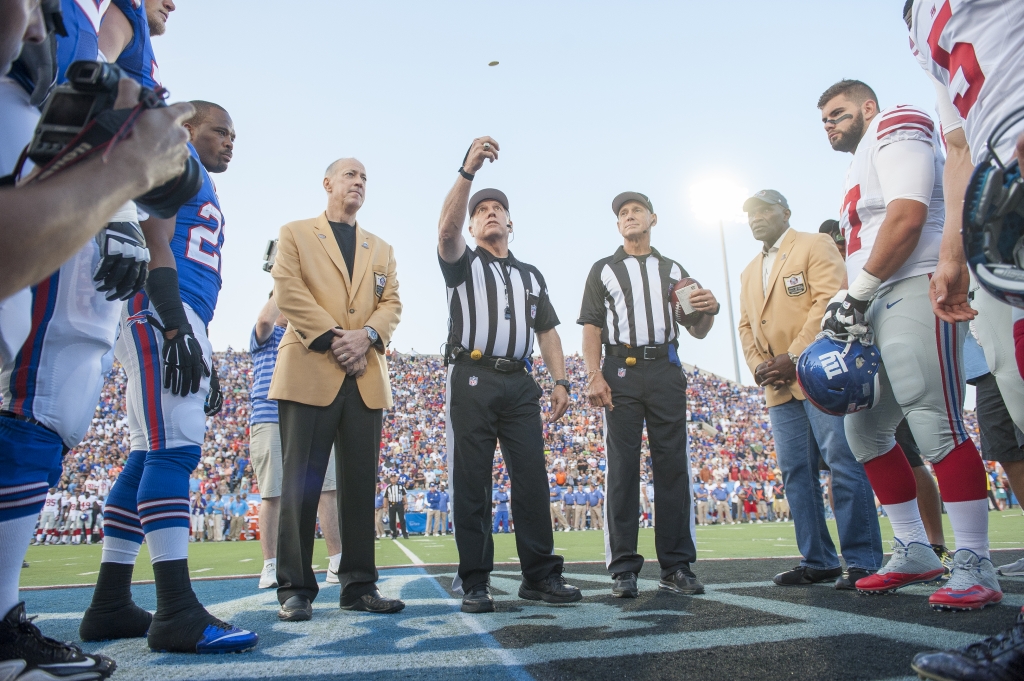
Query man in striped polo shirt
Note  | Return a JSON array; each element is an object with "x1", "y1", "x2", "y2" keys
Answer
[
  {"x1": 580, "y1": 192, "x2": 720, "y2": 599},
  {"x1": 249, "y1": 293, "x2": 342, "y2": 593}
]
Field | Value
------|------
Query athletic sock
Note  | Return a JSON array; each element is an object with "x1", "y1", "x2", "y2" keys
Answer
[
  {"x1": 263, "y1": 558, "x2": 276, "y2": 568},
  {"x1": 933, "y1": 439, "x2": 990, "y2": 559},
  {"x1": 102, "y1": 450, "x2": 147, "y2": 559},
  {"x1": 863, "y1": 444, "x2": 929, "y2": 545},
  {"x1": 138, "y1": 447, "x2": 199, "y2": 563},
  {"x1": 79, "y1": 562, "x2": 152, "y2": 641},
  {"x1": 328, "y1": 553, "x2": 341, "y2": 572},
  {"x1": 147, "y1": 559, "x2": 217, "y2": 653},
  {"x1": 0, "y1": 516, "x2": 39, "y2": 616}
]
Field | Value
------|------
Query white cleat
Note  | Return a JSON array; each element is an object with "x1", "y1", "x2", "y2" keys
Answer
[
  {"x1": 997, "y1": 556, "x2": 1024, "y2": 577},
  {"x1": 930, "y1": 549, "x2": 1003, "y2": 611}
]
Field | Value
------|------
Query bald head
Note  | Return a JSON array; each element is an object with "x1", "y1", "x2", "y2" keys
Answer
[{"x1": 325, "y1": 157, "x2": 364, "y2": 179}]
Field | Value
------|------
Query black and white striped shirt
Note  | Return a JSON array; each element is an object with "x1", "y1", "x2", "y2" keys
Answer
[
  {"x1": 439, "y1": 246, "x2": 559, "y2": 361},
  {"x1": 577, "y1": 246, "x2": 688, "y2": 346},
  {"x1": 385, "y1": 483, "x2": 406, "y2": 504}
]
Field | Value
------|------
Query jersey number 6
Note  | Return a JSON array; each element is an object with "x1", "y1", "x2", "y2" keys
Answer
[{"x1": 186, "y1": 202, "x2": 223, "y2": 273}]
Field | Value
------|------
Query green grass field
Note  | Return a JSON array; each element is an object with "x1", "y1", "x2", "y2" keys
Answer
[{"x1": 21, "y1": 511, "x2": 1024, "y2": 588}]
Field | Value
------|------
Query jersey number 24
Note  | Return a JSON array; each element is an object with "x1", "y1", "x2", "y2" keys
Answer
[{"x1": 186, "y1": 202, "x2": 223, "y2": 273}]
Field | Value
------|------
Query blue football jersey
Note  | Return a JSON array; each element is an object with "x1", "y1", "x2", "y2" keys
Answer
[
  {"x1": 170, "y1": 144, "x2": 223, "y2": 326},
  {"x1": 56, "y1": 0, "x2": 111, "y2": 82},
  {"x1": 110, "y1": 0, "x2": 160, "y2": 89}
]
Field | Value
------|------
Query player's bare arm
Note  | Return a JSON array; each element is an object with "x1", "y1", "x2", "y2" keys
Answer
[
  {"x1": 97, "y1": 3, "x2": 133, "y2": 61},
  {"x1": 861, "y1": 199, "x2": 928, "y2": 282},
  {"x1": 685, "y1": 288, "x2": 717, "y2": 339},
  {"x1": 931, "y1": 127, "x2": 976, "y2": 322},
  {"x1": 438, "y1": 137, "x2": 498, "y2": 263},
  {"x1": 582, "y1": 323, "x2": 612, "y2": 410},
  {"x1": 536, "y1": 327, "x2": 570, "y2": 422}
]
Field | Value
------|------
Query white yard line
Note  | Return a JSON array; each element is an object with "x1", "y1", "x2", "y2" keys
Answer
[{"x1": 392, "y1": 539, "x2": 424, "y2": 565}]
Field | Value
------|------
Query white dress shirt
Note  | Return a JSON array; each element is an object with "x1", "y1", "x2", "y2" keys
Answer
[{"x1": 762, "y1": 229, "x2": 790, "y2": 296}]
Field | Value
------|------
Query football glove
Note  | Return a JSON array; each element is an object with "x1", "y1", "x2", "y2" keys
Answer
[
  {"x1": 93, "y1": 221, "x2": 150, "y2": 301},
  {"x1": 205, "y1": 364, "x2": 223, "y2": 416},
  {"x1": 145, "y1": 267, "x2": 210, "y2": 397}
]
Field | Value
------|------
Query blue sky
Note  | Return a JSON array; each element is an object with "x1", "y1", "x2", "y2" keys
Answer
[{"x1": 154, "y1": 0, "x2": 936, "y2": 386}]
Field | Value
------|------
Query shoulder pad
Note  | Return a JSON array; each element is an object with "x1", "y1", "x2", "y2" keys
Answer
[{"x1": 875, "y1": 106, "x2": 936, "y2": 146}]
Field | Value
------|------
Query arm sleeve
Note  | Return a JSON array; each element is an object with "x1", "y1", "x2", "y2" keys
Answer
[
  {"x1": 271, "y1": 224, "x2": 340, "y2": 349},
  {"x1": 930, "y1": 73, "x2": 964, "y2": 136},
  {"x1": 438, "y1": 245, "x2": 471, "y2": 288},
  {"x1": 532, "y1": 270, "x2": 560, "y2": 333},
  {"x1": 875, "y1": 140, "x2": 936, "y2": 206},
  {"x1": 576, "y1": 263, "x2": 608, "y2": 327}
]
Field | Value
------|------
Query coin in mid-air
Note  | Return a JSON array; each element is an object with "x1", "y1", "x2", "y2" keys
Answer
[{"x1": 488, "y1": 61, "x2": 499, "y2": 66}]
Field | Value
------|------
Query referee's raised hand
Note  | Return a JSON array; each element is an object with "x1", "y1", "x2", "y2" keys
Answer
[{"x1": 463, "y1": 136, "x2": 500, "y2": 174}]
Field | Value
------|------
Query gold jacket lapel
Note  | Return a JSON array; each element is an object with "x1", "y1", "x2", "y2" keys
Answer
[
  {"x1": 760, "y1": 229, "x2": 796, "y2": 316},
  {"x1": 350, "y1": 224, "x2": 370, "y2": 300},
  {"x1": 314, "y1": 213, "x2": 351, "y2": 289}
]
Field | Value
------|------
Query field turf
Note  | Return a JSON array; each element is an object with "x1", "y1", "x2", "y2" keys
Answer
[{"x1": 21, "y1": 510, "x2": 1024, "y2": 588}]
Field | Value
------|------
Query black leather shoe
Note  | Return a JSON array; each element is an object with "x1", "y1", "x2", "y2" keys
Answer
[
  {"x1": 835, "y1": 568, "x2": 874, "y2": 591},
  {"x1": 461, "y1": 583, "x2": 495, "y2": 613},
  {"x1": 519, "y1": 572, "x2": 582, "y2": 604},
  {"x1": 278, "y1": 595, "x2": 312, "y2": 621},
  {"x1": 612, "y1": 572, "x2": 638, "y2": 598},
  {"x1": 911, "y1": 610, "x2": 1024, "y2": 681},
  {"x1": 340, "y1": 589, "x2": 405, "y2": 614},
  {"x1": 659, "y1": 566, "x2": 705, "y2": 595},
  {"x1": 772, "y1": 565, "x2": 843, "y2": 586}
]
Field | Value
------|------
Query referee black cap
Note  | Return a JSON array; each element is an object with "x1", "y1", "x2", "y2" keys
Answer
[
  {"x1": 469, "y1": 188, "x2": 510, "y2": 216},
  {"x1": 612, "y1": 191, "x2": 653, "y2": 215}
]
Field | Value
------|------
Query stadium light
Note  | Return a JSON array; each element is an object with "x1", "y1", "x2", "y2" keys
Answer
[{"x1": 688, "y1": 177, "x2": 747, "y2": 384}]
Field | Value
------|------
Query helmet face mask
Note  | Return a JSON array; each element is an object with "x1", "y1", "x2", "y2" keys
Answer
[
  {"x1": 964, "y1": 106, "x2": 1024, "y2": 308},
  {"x1": 796, "y1": 331, "x2": 882, "y2": 416}
]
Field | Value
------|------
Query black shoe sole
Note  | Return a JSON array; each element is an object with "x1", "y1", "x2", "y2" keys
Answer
[
  {"x1": 340, "y1": 601, "x2": 405, "y2": 614},
  {"x1": 518, "y1": 585, "x2": 583, "y2": 604},
  {"x1": 658, "y1": 581, "x2": 705, "y2": 595},
  {"x1": 461, "y1": 599, "x2": 496, "y2": 613},
  {"x1": 611, "y1": 587, "x2": 639, "y2": 598}
]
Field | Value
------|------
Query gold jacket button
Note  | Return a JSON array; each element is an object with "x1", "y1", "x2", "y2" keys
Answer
[
  {"x1": 470, "y1": 350, "x2": 483, "y2": 360},
  {"x1": 625, "y1": 357, "x2": 637, "y2": 366},
  {"x1": 349, "y1": 309, "x2": 355, "y2": 313}
]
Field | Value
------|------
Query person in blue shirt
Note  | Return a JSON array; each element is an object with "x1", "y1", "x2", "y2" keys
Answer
[
  {"x1": 426, "y1": 484, "x2": 441, "y2": 536},
  {"x1": 492, "y1": 485, "x2": 510, "y2": 533},
  {"x1": 694, "y1": 484, "x2": 710, "y2": 526},
  {"x1": 228, "y1": 494, "x2": 249, "y2": 541},
  {"x1": 587, "y1": 486, "x2": 605, "y2": 531},
  {"x1": 562, "y1": 486, "x2": 576, "y2": 531},
  {"x1": 573, "y1": 485, "x2": 589, "y2": 530},
  {"x1": 438, "y1": 486, "x2": 451, "y2": 536},
  {"x1": 374, "y1": 489, "x2": 386, "y2": 540},
  {"x1": 549, "y1": 483, "x2": 569, "y2": 532},
  {"x1": 712, "y1": 484, "x2": 731, "y2": 525}
]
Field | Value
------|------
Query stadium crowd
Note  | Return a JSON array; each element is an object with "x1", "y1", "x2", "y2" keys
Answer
[{"x1": 25, "y1": 348, "x2": 1016, "y2": 545}]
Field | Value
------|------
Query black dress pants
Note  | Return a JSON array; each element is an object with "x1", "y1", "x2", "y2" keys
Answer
[
  {"x1": 603, "y1": 354, "x2": 696, "y2": 578},
  {"x1": 447, "y1": 363, "x2": 563, "y2": 592},
  {"x1": 388, "y1": 503, "x2": 408, "y2": 538},
  {"x1": 277, "y1": 376, "x2": 382, "y2": 605}
]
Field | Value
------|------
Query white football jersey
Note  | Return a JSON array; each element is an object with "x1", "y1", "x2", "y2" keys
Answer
[
  {"x1": 840, "y1": 106, "x2": 946, "y2": 285},
  {"x1": 42, "y1": 492, "x2": 60, "y2": 514},
  {"x1": 910, "y1": 0, "x2": 1024, "y2": 164},
  {"x1": 67, "y1": 496, "x2": 79, "y2": 512}
]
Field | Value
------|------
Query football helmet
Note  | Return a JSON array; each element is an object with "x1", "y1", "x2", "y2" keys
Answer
[
  {"x1": 963, "y1": 106, "x2": 1024, "y2": 307},
  {"x1": 796, "y1": 331, "x2": 881, "y2": 416}
]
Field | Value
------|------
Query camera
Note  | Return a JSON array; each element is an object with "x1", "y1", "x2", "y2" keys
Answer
[
  {"x1": 27, "y1": 60, "x2": 202, "y2": 219},
  {"x1": 263, "y1": 239, "x2": 278, "y2": 273}
]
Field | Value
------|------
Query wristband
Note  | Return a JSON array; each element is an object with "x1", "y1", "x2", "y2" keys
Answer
[
  {"x1": 458, "y1": 167, "x2": 475, "y2": 181},
  {"x1": 144, "y1": 267, "x2": 189, "y2": 331},
  {"x1": 848, "y1": 270, "x2": 882, "y2": 302}
]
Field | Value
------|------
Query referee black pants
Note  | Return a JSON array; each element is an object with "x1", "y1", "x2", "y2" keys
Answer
[
  {"x1": 277, "y1": 376, "x2": 382, "y2": 605},
  {"x1": 388, "y1": 503, "x2": 408, "y2": 538},
  {"x1": 447, "y1": 363, "x2": 563, "y2": 592},
  {"x1": 603, "y1": 354, "x2": 696, "y2": 578}
]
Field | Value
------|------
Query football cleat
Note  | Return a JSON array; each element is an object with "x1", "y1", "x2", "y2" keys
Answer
[
  {"x1": 195, "y1": 620, "x2": 258, "y2": 655},
  {"x1": 997, "y1": 556, "x2": 1024, "y2": 577},
  {"x1": 929, "y1": 549, "x2": 1003, "y2": 612},
  {"x1": 0, "y1": 602, "x2": 116, "y2": 679},
  {"x1": 855, "y1": 539, "x2": 945, "y2": 594},
  {"x1": 911, "y1": 608, "x2": 1024, "y2": 681}
]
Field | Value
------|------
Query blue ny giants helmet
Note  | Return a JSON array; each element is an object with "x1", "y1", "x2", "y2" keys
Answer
[
  {"x1": 796, "y1": 332, "x2": 881, "y2": 416},
  {"x1": 963, "y1": 106, "x2": 1024, "y2": 307}
]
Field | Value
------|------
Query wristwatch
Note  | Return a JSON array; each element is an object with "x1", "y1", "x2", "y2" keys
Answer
[
  {"x1": 364, "y1": 326, "x2": 379, "y2": 344},
  {"x1": 788, "y1": 352, "x2": 799, "y2": 365},
  {"x1": 554, "y1": 379, "x2": 571, "y2": 392}
]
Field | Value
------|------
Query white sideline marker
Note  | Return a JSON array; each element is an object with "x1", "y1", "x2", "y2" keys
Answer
[{"x1": 392, "y1": 539, "x2": 424, "y2": 565}]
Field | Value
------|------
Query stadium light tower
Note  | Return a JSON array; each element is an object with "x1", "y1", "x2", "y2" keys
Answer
[{"x1": 689, "y1": 178, "x2": 747, "y2": 384}]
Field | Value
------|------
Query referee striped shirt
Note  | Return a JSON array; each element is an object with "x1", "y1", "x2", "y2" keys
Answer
[
  {"x1": 385, "y1": 483, "x2": 406, "y2": 504},
  {"x1": 577, "y1": 246, "x2": 689, "y2": 346},
  {"x1": 439, "y1": 246, "x2": 559, "y2": 361}
]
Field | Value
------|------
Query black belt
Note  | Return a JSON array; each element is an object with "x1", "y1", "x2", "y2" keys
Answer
[
  {"x1": 604, "y1": 344, "x2": 671, "y2": 361},
  {"x1": 452, "y1": 352, "x2": 527, "y2": 374}
]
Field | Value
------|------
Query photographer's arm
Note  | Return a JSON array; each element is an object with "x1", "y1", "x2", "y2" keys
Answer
[
  {"x1": 0, "y1": 101, "x2": 192, "y2": 301},
  {"x1": 255, "y1": 295, "x2": 281, "y2": 346}
]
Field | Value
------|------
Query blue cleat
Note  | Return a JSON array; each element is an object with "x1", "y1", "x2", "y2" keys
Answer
[{"x1": 195, "y1": 620, "x2": 258, "y2": 655}]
